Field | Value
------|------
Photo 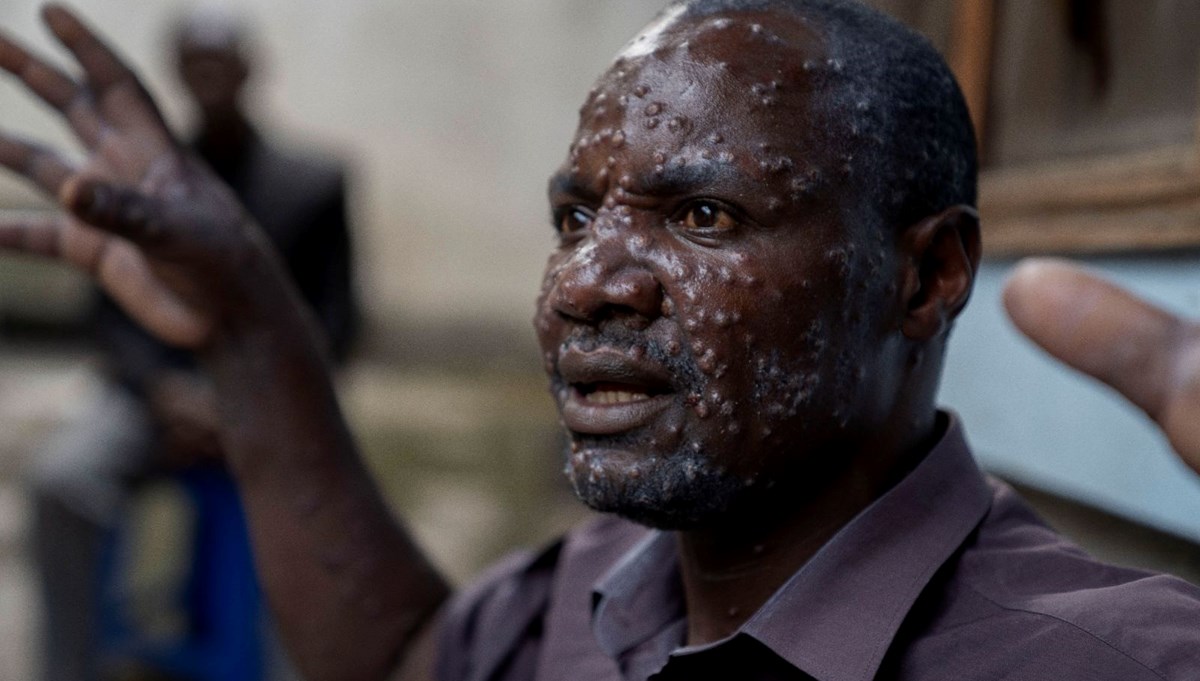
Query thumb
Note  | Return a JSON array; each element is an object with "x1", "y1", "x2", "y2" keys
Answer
[
  {"x1": 60, "y1": 176, "x2": 215, "y2": 349},
  {"x1": 1003, "y1": 258, "x2": 1200, "y2": 474},
  {"x1": 60, "y1": 175, "x2": 170, "y2": 248}
]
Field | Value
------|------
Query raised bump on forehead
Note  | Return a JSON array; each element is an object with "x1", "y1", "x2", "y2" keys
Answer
[
  {"x1": 582, "y1": 10, "x2": 831, "y2": 137},
  {"x1": 613, "y1": 9, "x2": 828, "y2": 76},
  {"x1": 570, "y1": 9, "x2": 835, "y2": 180}
]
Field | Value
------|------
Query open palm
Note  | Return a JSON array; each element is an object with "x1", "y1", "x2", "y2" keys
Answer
[{"x1": 0, "y1": 5, "x2": 275, "y2": 349}]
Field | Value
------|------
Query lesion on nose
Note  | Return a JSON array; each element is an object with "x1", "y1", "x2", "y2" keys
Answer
[{"x1": 552, "y1": 253, "x2": 664, "y2": 325}]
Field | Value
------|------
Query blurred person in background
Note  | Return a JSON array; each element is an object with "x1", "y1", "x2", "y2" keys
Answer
[{"x1": 25, "y1": 8, "x2": 357, "y2": 680}]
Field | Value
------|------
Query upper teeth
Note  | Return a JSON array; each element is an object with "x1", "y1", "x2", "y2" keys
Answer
[{"x1": 589, "y1": 390, "x2": 649, "y2": 405}]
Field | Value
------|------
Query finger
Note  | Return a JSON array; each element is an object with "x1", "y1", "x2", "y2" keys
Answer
[
  {"x1": 41, "y1": 5, "x2": 132, "y2": 97},
  {"x1": 0, "y1": 212, "x2": 66, "y2": 258},
  {"x1": 1004, "y1": 258, "x2": 1200, "y2": 473},
  {"x1": 0, "y1": 29, "x2": 104, "y2": 148},
  {"x1": 41, "y1": 5, "x2": 166, "y2": 134},
  {"x1": 60, "y1": 176, "x2": 170, "y2": 249},
  {"x1": 0, "y1": 210, "x2": 114, "y2": 275},
  {"x1": 96, "y1": 241, "x2": 214, "y2": 349},
  {"x1": 1003, "y1": 258, "x2": 1177, "y2": 419},
  {"x1": 0, "y1": 130, "x2": 77, "y2": 196},
  {"x1": 0, "y1": 209, "x2": 211, "y2": 349}
]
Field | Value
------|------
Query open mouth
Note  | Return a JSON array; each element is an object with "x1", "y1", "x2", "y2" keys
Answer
[
  {"x1": 557, "y1": 346, "x2": 676, "y2": 434},
  {"x1": 574, "y1": 381, "x2": 668, "y2": 405}
]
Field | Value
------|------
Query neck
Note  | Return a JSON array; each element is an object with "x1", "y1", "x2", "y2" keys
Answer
[{"x1": 675, "y1": 410, "x2": 940, "y2": 646}]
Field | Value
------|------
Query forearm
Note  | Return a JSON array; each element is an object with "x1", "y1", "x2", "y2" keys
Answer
[{"x1": 206, "y1": 278, "x2": 447, "y2": 681}]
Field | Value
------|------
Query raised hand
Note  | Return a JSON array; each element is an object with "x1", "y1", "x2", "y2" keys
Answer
[
  {"x1": 1004, "y1": 258, "x2": 1200, "y2": 476},
  {"x1": 0, "y1": 4, "x2": 284, "y2": 349},
  {"x1": 0, "y1": 8, "x2": 447, "y2": 679}
]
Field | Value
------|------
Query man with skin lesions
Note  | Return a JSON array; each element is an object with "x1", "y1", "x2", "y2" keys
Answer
[{"x1": 0, "y1": 1, "x2": 1198, "y2": 680}]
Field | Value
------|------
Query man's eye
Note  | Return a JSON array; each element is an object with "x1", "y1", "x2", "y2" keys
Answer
[
  {"x1": 559, "y1": 207, "x2": 594, "y2": 235},
  {"x1": 682, "y1": 201, "x2": 738, "y2": 232}
]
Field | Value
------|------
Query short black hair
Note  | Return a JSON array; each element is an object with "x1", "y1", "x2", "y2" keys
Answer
[{"x1": 675, "y1": 0, "x2": 977, "y2": 232}]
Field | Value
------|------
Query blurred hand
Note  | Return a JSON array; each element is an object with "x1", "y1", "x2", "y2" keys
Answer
[
  {"x1": 0, "y1": 5, "x2": 288, "y2": 350},
  {"x1": 1004, "y1": 258, "x2": 1200, "y2": 476}
]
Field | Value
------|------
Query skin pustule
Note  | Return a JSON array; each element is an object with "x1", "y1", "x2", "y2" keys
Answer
[{"x1": 535, "y1": 9, "x2": 978, "y2": 646}]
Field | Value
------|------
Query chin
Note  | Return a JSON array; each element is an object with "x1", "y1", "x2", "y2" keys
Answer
[{"x1": 564, "y1": 442, "x2": 749, "y2": 531}]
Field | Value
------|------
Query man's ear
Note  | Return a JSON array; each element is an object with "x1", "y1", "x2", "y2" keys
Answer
[{"x1": 898, "y1": 205, "x2": 981, "y2": 340}]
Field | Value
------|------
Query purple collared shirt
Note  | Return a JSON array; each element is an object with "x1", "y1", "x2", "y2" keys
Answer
[{"x1": 436, "y1": 416, "x2": 1200, "y2": 680}]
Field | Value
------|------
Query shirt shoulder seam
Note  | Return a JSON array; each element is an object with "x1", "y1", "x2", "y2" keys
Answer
[{"x1": 963, "y1": 582, "x2": 1171, "y2": 681}]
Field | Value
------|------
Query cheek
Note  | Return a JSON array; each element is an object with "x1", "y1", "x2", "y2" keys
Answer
[
  {"x1": 658, "y1": 258, "x2": 771, "y2": 447},
  {"x1": 743, "y1": 244, "x2": 890, "y2": 436},
  {"x1": 706, "y1": 255, "x2": 858, "y2": 442}
]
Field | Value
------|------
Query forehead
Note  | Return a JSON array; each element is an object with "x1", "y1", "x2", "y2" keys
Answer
[
  {"x1": 620, "y1": 8, "x2": 826, "y2": 72},
  {"x1": 564, "y1": 9, "x2": 840, "y2": 195},
  {"x1": 575, "y1": 10, "x2": 829, "y2": 147},
  {"x1": 561, "y1": 10, "x2": 845, "y2": 207}
]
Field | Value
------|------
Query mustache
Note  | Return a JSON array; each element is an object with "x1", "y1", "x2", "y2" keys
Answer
[{"x1": 557, "y1": 323, "x2": 705, "y2": 393}]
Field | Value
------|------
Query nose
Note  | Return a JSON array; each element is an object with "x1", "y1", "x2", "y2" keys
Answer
[{"x1": 551, "y1": 229, "x2": 663, "y2": 325}]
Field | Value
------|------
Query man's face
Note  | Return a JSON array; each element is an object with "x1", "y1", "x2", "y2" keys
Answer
[{"x1": 535, "y1": 10, "x2": 901, "y2": 529}]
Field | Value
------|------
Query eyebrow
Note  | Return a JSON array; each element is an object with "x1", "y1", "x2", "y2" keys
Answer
[
  {"x1": 547, "y1": 172, "x2": 599, "y2": 203},
  {"x1": 548, "y1": 158, "x2": 745, "y2": 203},
  {"x1": 636, "y1": 159, "x2": 734, "y2": 196}
]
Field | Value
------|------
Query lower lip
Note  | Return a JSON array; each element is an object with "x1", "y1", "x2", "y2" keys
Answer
[{"x1": 561, "y1": 391, "x2": 673, "y2": 435}]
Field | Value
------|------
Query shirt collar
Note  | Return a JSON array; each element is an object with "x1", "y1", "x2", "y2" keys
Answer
[
  {"x1": 591, "y1": 413, "x2": 993, "y2": 681},
  {"x1": 592, "y1": 530, "x2": 682, "y2": 666}
]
